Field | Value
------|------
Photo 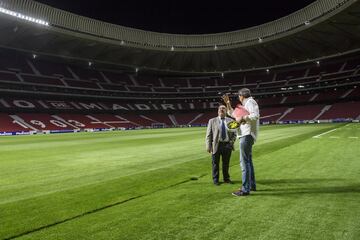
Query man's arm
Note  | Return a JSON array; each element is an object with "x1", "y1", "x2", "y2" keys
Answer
[
  {"x1": 222, "y1": 95, "x2": 234, "y2": 117},
  {"x1": 205, "y1": 119, "x2": 213, "y2": 153}
]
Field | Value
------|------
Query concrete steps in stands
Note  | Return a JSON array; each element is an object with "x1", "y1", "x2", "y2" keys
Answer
[
  {"x1": 168, "y1": 114, "x2": 178, "y2": 126},
  {"x1": 188, "y1": 113, "x2": 204, "y2": 125},
  {"x1": 314, "y1": 105, "x2": 332, "y2": 120},
  {"x1": 277, "y1": 108, "x2": 294, "y2": 122}
]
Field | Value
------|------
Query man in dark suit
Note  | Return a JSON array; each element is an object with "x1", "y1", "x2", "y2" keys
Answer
[{"x1": 205, "y1": 105, "x2": 237, "y2": 185}]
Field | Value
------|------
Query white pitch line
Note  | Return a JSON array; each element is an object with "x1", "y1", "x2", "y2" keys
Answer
[
  {"x1": 313, "y1": 128, "x2": 338, "y2": 138},
  {"x1": 348, "y1": 137, "x2": 359, "y2": 139}
]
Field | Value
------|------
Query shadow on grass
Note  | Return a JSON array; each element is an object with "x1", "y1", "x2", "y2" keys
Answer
[
  {"x1": 257, "y1": 178, "x2": 344, "y2": 185},
  {"x1": 255, "y1": 185, "x2": 360, "y2": 196},
  {"x1": 253, "y1": 178, "x2": 360, "y2": 196}
]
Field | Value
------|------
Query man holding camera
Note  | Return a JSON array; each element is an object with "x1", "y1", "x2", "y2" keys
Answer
[
  {"x1": 223, "y1": 88, "x2": 260, "y2": 196},
  {"x1": 205, "y1": 105, "x2": 237, "y2": 186}
]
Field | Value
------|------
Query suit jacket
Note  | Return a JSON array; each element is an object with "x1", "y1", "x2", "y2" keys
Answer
[{"x1": 205, "y1": 117, "x2": 237, "y2": 154}]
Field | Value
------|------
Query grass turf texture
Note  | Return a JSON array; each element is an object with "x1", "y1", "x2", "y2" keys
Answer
[{"x1": 0, "y1": 123, "x2": 359, "y2": 240}]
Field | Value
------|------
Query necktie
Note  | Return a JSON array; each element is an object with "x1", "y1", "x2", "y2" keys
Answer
[{"x1": 221, "y1": 118, "x2": 226, "y2": 141}]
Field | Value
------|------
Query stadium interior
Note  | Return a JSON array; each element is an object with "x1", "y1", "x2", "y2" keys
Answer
[
  {"x1": 1, "y1": 1, "x2": 360, "y2": 240},
  {"x1": 0, "y1": 48, "x2": 359, "y2": 134},
  {"x1": 0, "y1": 0, "x2": 359, "y2": 135}
]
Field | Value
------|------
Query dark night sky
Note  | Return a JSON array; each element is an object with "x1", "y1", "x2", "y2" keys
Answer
[{"x1": 35, "y1": 0, "x2": 317, "y2": 34}]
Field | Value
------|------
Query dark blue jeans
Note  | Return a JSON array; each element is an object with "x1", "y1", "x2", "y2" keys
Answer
[
  {"x1": 240, "y1": 135, "x2": 256, "y2": 192},
  {"x1": 212, "y1": 142, "x2": 232, "y2": 183}
]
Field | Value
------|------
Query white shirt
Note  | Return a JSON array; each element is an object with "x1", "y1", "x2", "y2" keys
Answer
[
  {"x1": 234, "y1": 97, "x2": 260, "y2": 141},
  {"x1": 218, "y1": 116, "x2": 229, "y2": 142}
]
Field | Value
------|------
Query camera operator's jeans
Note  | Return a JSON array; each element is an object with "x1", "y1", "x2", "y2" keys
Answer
[{"x1": 240, "y1": 135, "x2": 256, "y2": 192}]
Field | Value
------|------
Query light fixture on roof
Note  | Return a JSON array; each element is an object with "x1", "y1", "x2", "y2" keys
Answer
[
  {"x1": 88, "y1": 61, "x2": 93, "y2": 67},
  {"x1": 171, "y1": 46, "x2": 175, "y2": 51},
  {"x1": 258, "y1": 37, "x2": 263, "y2": 43},
  {"x1": 135, "y1": 67, "x2": 139, "y2": 73},
  {"x1": 221, "y1": 72, "x2": 224, "y2": 78},
  {"x1": 0, "y1": 7, "x2": 49, "y2": 26},
  {"x1": 120, "y1": 40, "x2": 125, "y2": 45},
  {"x1": 316, "y1": 60, "x2": 320, "y2": 66},
  {"x1": 266, "y1": 69, "x2": 270, "y2": 73},
  {"x1": 32, "y1": 54, "x2": 37, "y2": 59},
  {"x1": 214, "y1": 45, "x2": 218, "y2": 50},
  {"x1": 304, "y1": 20, "x2": 311, "y2": 26},
  {"x1": 298, "y1": 85, "x2": 305, "y2": 88}
]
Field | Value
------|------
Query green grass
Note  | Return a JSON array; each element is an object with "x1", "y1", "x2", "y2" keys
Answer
[{"x1": 0, "y1": 123, "x2": 359, "y2": 240}]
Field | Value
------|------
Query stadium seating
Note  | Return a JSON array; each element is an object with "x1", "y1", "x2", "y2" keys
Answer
[
  {"x1": 136, "y1": 75, "x2": 162, "y2": 87},
  {"x1": 65, "y1": 79, "x2": 101, "y2": 89},
  {"x1": 15, "y1": 113, "x2": 73, "y2": 131},
  {"x1": 0, "y1": 51, "x2": 33, "y2": 73},
  {"x1": 102, "y1": 71, "x2": 134, "y2": 85},
  {"x1": 69, "y1": 66, "x2": 106, "y2": 82},
  {"x1": 281, "y1": 105, "x2": 325, "y2": 121},
  {"x1": 276, "y1": 68, "x2": 306, "y2": 81},
  {"x1": 32, "y1": 59, "x2": 73, "y2": 78},
  {"x1": 21, "y1": 74, "x2": 65, "y2": 86},
  {"x1": 260, "y1": 107, "x2": 288, "y2": 122},
  {"x1": 0, "y1": 113, "x2": 30, "y2": 132},
  {"x1": 173, "y1": 113, "x2": 202, "y2": 125},
  {"x1": 318, "y1": 102, "x2": 360, "y2": 120},
  {"x1": 0, "y1": 50, "x2": 359, "y2": 134}
]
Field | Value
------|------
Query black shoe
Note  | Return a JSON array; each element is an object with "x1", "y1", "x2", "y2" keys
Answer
[
  {"x1": 214, "y1": 182, "x2": 220, "y2": 186},
  {"x1": 224, "y1": 180, "x2": 234, "y2": 184},
  {"x1": 232, "y1": 190, "x2": 250, "y2": 197}
]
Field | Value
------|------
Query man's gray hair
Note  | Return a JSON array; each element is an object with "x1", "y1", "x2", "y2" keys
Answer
[{"x1": 238, "y1": 88, "x2": 251, "y2": 98}]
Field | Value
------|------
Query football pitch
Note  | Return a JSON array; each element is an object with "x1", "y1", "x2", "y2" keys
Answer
[{"x1": 1, "y1": 123, "x2": 359, "y2": 240}]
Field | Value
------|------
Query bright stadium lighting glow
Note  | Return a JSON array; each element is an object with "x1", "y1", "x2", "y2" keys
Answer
[
  {"x1": 170, "y1": 46, "x2": 175, "y2": 51},
  {"x1": 258, "y1": 37, "x2": 263, "y2": 43},
  {"x1": 214, "y1": 45, "x2": 218, "y2": 50},
  {"x1": 32, "y1": 54, "x2": 37, "y2": 59},
  {"x1": 0, "y1": 7, "x2": 49, "y2": 26},
  {"x1": 316, "y1": 60, "x2": 320, "y2": 66},
  {"x1": 88, "y1": 62, "x2": 93, "y2": 67},
  {"x1": 298, "y1": 85, "x2": 305, "y2": 88}
]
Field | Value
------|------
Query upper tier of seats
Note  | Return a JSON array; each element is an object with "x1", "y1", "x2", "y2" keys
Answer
[{"x1": 1, "y1": 50, "x2": 359, "y2": 87}]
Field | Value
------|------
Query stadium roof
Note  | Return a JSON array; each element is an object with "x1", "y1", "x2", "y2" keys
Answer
[
  {"x1": 34, "y1": 0, "x2": 317, "y2": 35},
  {"x1": 0, "y1": 0, "x2": 359, "y2": 74}
]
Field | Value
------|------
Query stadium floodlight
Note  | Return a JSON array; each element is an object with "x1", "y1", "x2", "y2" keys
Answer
[
  {"x1": 298, "y1": 85, "x2": 305, "y2": 88},
  {"x1": 32, "y1": 54, "x2": 37, "y2": 59},
  {"x1": 258, "y1": 37, "x2": 263, "y2": 43},
  {"x1": 304, "y1": 21, "x2": 311, "y2": 26},
  {"x1": 0, "y1": 7, "x2": 49, "y2": 26},
  {"x1": 88, "y1": 62, "x2": 93, "y2": 67},
  {"x1": 316, "y1": 60, "x2": 320, "y2": 66},
  {"x1": 120, "y1": 40, "x2": 125, "y2": 45},
  {"x1": 266, "y1": 69, "x2": 270, "y2": 73},
  {"x1": 171, "y1": 46, "x2": 175, "y2": 51},
  {"x1": 214, "y1": 45, "x2": 218, "y2": 50}
]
